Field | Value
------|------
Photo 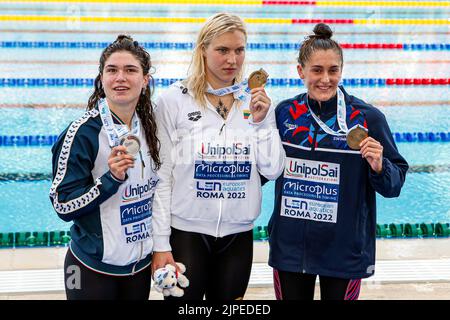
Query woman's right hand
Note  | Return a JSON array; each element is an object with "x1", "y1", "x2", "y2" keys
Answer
[
  {"x1": 108, "y1": 146, "x2": 135, "y2": 181},
  {"x1": 151, "y1": 251, "x2": 178, "y2": 277}
]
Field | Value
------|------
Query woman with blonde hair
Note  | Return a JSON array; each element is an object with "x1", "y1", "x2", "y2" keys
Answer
[{"x1": 151, "y1": 12, "x2": 285, "y2": 300}]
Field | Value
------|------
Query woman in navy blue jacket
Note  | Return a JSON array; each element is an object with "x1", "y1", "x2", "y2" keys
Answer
[{"x1": 269, "y1": 23, "x2": 408, "y2": 300}]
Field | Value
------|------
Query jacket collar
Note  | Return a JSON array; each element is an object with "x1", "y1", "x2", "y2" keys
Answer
[
  {"x1": 307, "y1": 93, "x2": 338, "y2": 117},
  {"x1": 305, "y1": 86, "x2": 350, "y2": 117}
]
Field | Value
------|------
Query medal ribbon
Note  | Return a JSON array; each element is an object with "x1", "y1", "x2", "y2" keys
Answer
[
  {"x1": 206, "y1": 80, "x2": 250, "y2": 101},
  {"x1": 98, "y1": 98, "x2": 140, "y2": 147},
  {"x1": 306, "y1": 87, "x2": 348, "y2": 137}
]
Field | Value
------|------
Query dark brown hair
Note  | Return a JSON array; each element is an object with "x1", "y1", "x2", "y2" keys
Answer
[
  {"x1": 297, "y1": 23, "x2": 343, "y2": 67},
  {"x1": 87, "y1": 35, "x2": 161, "y2": 170}
]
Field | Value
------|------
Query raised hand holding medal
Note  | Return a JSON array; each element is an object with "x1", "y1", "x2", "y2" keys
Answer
[
  {"x1": 99, "y1": 98, "x2": 143, "y2": 180},
  {"x1": 248, "y1": 68, "x2": 271, "y2": 123},
  {"x1": 248, "y1": 68, "x2": 268, "y2": 90},
  {"x1": 359, "y1": 134, "x2": 384, "y2": 174},
  {"x1": 108, "y1": 145, "x2": 135, "y2": 181},
  {"x1": 347, "y1": 125, "x2": 383, "y2": 174}
]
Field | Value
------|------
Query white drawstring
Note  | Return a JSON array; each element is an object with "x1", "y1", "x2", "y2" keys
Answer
[{"x1": 215, "y1": 199, "x2": 222, "y2": 238}]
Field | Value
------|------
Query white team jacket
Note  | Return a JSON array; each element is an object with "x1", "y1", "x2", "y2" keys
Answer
[{"x1": 152, "y1": 82, "x2": 286, "y2": 251}]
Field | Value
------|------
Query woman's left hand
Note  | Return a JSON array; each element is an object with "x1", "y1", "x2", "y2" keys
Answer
[
  {"x1": 250, "y1": 87, "x2": 271, "y2": 123},
  {"x1": 360, "y1": 137, "x2": 383, "y2": 174}
]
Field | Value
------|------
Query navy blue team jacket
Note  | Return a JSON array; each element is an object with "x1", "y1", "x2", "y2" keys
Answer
[
  {"x1": 268, "y1": 87, "x2": 408, "y2": 279},
  {"x1": 49, "y1": 108, "x2": 158, "y2": 275}
]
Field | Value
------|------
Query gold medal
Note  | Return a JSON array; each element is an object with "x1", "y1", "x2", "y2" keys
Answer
[
  {"x1": 248, "y1": 68, "x2": 269, "y2": 89},
  {"x1": 120, "y1": 134, "x2": 141, "y2": 156},
  {"x1": 346, "y1": 125, "x2": 368, "y2": 150}
]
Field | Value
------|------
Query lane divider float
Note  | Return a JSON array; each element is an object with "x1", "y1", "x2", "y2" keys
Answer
[
  {"x1": 1, "y1": 0, "x2": 447, "y2": 7},
  {"x1": 2, "y1": 222, "x2": 449, "y2": 248},
  {"x1": 1, "y1": 41, "x2": 449, "y2": 51},
  {"x1": 1, "y1": 132, "x2": 449, "y2": 147},
  {"x1": 0, "y1": 78, "x2": 448, "y2": 87},
  {"x1": 3, "y1": 164, "x2": 449, "y2": 181},
  {"x1": 0, "y1": 15, "x2": 448, "y2": 25}
]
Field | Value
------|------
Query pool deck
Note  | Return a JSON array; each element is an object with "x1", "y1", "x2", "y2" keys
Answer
[{"x1": 1, "y1": 238, "x2": 450, "y2": 300}]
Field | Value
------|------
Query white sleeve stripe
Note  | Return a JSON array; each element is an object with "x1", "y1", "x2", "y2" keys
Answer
[{"x1": 49, "y1": 109, "x2": 102, "y2": 215}]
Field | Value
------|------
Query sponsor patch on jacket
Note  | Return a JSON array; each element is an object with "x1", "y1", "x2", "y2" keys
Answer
[
  {"x1": 194, "y1": 161, "x2": 251, "y2": 180},
  {"x1": 120, "y1": 198, "x2": 152, "y2": 225},
  {"x1": 280, "y1": 158, "x2": 339, "y2": 223},
  {"x1": 122, "y1": 178, "x2": 158, "y2": 202},
  {"x1": 194, "y1": 140, "x2": 252, "y2": 200},
  {"x1": 120, "y1": 197, "x2": 152, "y2": 244}
]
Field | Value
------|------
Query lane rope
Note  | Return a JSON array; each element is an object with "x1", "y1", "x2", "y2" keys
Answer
[
  {"x1": 0, "y1": 15, "x2": 448, "y2": 25},
  {"x1": 1, "y1": 132, "x2": 449, "y2": 147},
  {"x1": 0, "y1": 77, "x2": 448, "y2": 87},
  {"x1": 0, "y1": 0, "x2": 448, "y2": 7},
  {"x1": 1, "y1": 41, "x2": 449, "y2": 51}
]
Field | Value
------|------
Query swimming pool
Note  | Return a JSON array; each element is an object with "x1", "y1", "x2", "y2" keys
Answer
[{"x1": 0, "y1": 0, "x2": 449, "y2": 235}]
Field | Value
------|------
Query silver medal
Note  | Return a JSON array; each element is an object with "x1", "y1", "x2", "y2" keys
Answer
[{"x1": 120, "y1": 134, "x2": 141, "y2": 156}]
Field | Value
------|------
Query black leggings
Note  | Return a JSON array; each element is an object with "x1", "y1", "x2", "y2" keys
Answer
[
  {"x1": 167, "y1": 227, "x2": 253, "y2": 300},
  {"x1": 273, "y1": 269, "x2": 361, "y2": 300},
  {"x1": 64, "y1": 249, "x2": 152, "y2": 300}
]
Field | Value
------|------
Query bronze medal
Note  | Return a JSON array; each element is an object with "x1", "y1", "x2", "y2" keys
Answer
[
  {"x1": 120, "y1": 134, "x2": 141, "y2": 156},
  {"x1": 248, "y1": 68, "x2": 269, "y2": 89},
  {"x1": 346, "y1": 125, "x2": 368, "y2": 150}
]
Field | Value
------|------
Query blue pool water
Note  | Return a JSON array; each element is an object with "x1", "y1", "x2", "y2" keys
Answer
[{"x1": 0, "y1": 1, "x2": 449, "y2": 233}]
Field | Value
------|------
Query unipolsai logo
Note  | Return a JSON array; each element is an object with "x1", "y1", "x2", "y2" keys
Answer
[
  {"x1": 122, "y1": 179, "x2": 157, "y2": 202},
  {"x1": 199, "y1": 142, "x2": 250, "y2": 157},
  {"x1": 285, "y1": 159, "x2": 339, "y2": 181}
]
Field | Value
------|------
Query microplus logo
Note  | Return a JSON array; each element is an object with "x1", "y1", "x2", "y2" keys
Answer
[
  {"x1": 283, "y1": 180, "x2": 338, "y2": 199},
  {"x1": 195, "y1": 162, "x2": 251, "y2": 175},
  {"x1": 120, "y1": 198, "x2": 152, "y2": 226},
  {"x1": 200, "y1": 143, "x2": 250, "y2": 156},
  {"x1": 194, "y1": 162, "x2": 252, "y2": 180}
]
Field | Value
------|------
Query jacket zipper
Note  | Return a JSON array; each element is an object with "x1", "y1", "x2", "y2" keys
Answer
[
  {"x1": 132, "y1": 149, "x2": 146, "y2": 274},
  {"x1": 215, "y1": 99, "x2": 234, "y2": 237},
  {"x1": 302, "y1": 224, "x2": 307, "y2": 274},
  {"x1": 311, "y1": 104, "x2": 321, "y2": 152},
  {"x1": 303, "y1": 102, "x2": 321, "y2": 273},
  {"x1": 215, "y1": 119, "x2": 226, "y2": 238}
]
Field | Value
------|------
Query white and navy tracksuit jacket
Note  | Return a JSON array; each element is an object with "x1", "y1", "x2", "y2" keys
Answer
[
  {"x1": 269, "y1": 86, "x2": 409, "y2": 279},
  {"x1": 49, "y1": 108, "x2": 159, "y2": 275}
]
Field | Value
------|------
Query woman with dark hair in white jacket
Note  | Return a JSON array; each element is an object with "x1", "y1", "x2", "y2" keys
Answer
[{"x1": 50, "y1": 35, "x2": 160, "y2": 300}]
